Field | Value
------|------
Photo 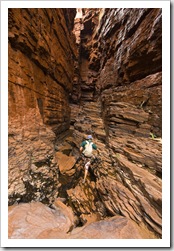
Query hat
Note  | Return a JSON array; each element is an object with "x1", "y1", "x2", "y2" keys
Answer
[{"x1": 87, "y1": 135, "x2": 93, "y2": 140}]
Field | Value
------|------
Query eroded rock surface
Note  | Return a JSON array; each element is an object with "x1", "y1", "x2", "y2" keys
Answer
[
  {"x1": 8, "y1": 200, "x2": 77, "y2": 239},
  {"x1": 8, "y1": 8, "x2": 162, "y2": 239},
  {"x1": 9, "y1": 201, "x2": 156, "y2": 239},
  {"x1": 8, "y1": 8, "x2": 77, "y2": 205},
  {"x1": 68, "y1": 8, "x2": 162, "y2": 237}
]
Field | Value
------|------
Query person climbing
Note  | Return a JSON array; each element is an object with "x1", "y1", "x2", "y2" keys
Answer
[{"x1": 80, "y1": 135, "x2": 99, "y2": 183}]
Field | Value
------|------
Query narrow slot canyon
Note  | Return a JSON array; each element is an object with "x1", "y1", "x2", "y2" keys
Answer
[{"x1": 8, "y1": 8, "x2": 162, "y2": 239}]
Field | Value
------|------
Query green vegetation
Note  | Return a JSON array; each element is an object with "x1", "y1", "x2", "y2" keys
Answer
[{"x1": 150, "y1": 132, "x2": 157, "y2": 139}]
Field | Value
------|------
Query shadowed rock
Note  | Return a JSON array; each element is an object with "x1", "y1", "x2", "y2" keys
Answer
[
  {"x1": 8, "y1": 8, "x2": 162, "y2": 239},
  {"x1": 8, "y1": 202, "x2": 157, "y2": 239}
]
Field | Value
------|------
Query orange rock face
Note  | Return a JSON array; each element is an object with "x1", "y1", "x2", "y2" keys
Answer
[
  {"x1": 69, "y1": 8, "x2": 162, "y2": 238},
  {"x1": 8, "y1": 8, "x2": 162, "y2": 239},
  {"x1": 8, "y1": 201, "x2": 76, "y2": 239},
  {"x1": 8, "y1": 201, "x2": 156, "y2": 239},
  {"x1": 8, "y1": 8, "x2": 77, "y2": 205}
]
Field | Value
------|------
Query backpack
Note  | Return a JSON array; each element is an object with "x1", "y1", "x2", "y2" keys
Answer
[{"x1": 83, "y1": 140, "x2": 93, "y2": 157}]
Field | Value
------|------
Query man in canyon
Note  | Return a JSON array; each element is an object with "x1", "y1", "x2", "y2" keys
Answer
[{"x1": 80, "y1": 135, "x2": 99, "y2": 183}]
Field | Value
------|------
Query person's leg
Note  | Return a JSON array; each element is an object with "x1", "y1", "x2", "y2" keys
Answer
[
  {"x1": 83, "y1": 160, "x2": 90, "y2": 183},
  {"x1": 83, "y1": 169, "x2": 88, "y2": 183}
]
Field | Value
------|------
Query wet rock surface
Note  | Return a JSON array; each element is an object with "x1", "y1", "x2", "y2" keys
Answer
[{"x1": 8, "y1": 8, "x2": 162, "y2": 239}]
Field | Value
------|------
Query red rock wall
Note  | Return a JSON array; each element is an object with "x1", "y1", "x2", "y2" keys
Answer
[
  {"x1": 8, "y1": 8, "x2": 77, "y2": 204},
  {"x1": 8, "y1": 8, "x2": 162, "y2": 238},
  {"x1": 9, "y1": 8, "x2": 77, "y2": 133},
  {"x1": 72, "y1": 8, "x2": 162, "y2": 137},
  {"x1": 69, "y1": 8, "x2": 162, "y2": 237},
  {"x1": 79, "y1": 8, "x2": 162, "y2": 137}
]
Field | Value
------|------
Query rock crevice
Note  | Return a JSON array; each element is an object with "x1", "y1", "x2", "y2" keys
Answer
[{"x1": 8, "y1": 8, "x2": 162, "y2": 239}]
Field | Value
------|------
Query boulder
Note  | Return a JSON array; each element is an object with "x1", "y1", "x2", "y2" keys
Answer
[{"x1": 8, "y1": 201, "x2": 76, "y2": 239}]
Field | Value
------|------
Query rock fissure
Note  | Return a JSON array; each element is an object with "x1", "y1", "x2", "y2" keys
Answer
[{"x1": 8, "y1": 8, "x2": 162, "y2": 239}]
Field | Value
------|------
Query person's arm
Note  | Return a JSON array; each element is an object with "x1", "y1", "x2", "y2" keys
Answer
[
  {"x1": 80, "y1": 141, "x2": 86, "y2": 153},
  {"x1": 92, "y1": 143, "x2": 100, "y2": 155},
  {"x1": 92, "y1": 143, "x2": 97, "y2": 150}
]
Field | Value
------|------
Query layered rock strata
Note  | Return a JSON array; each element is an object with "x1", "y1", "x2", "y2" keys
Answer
[
  {"x1": 9, "y1": 201, "x2": 156, "y2": 239},
  {"x1": 68, "y1": 8, "x2": 162, "y2": 237},
  {"x1": 8, "y1": 8, "x2": 162, "y2": 239},
  {"x1": 8, "y1": 8, "x2": 77, "y2": 205}
]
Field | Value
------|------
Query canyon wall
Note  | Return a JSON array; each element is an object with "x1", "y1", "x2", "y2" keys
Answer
[
  {"x1": 8, "y1": 8, "x2": 162, "y2": 238},
  {"x1": 69, "y1": 8, "x2": 162, "y2": 237},
  {"x1": 8, "y1": 8, "x2": 77, "y2": 204}
]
